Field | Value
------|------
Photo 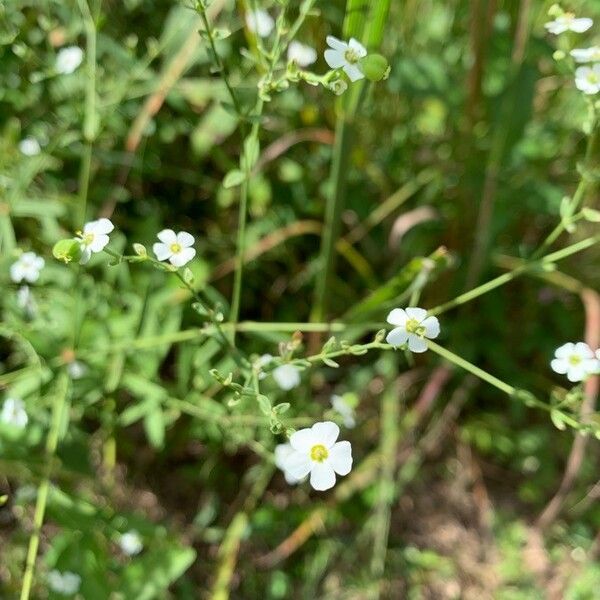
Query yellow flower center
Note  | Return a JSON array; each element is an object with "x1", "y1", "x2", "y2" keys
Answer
[
  {"x1": 406, "y1": 318, "x2": 426, "y2": 336},
  {"x1": 83, "y1": 232, "x2": 95, "y2": 246},
  {"x1": 170, "y1": 242, "x2": 182, "y2": 254},
  {"x1": 344, "y1": 48, "x2": 360, "y2": 64},
  {"x1": 569, "y1": 355, "x2": 582, "y2": 366},
  {"x1": 310, "y1": 444, "x2": 329, "y2": 462},
  {"x1": 586, "y1": 73, "x2": 599, "y2": 84}
]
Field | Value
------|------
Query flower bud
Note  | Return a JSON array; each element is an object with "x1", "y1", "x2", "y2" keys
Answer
[
  {"x1": 359, "y1": 54, "x2": 390, "y2": 82},
  {"x1": 52, "y1": 238, "x2": 82, "y2": 263}
]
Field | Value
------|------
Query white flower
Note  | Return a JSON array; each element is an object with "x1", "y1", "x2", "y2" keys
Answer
[
  {"x1": 575, "y1": 64, "x2": 600, "y2": 95},
  {"x1": 119, "y1": 530, "x2": 143, "y2": 556},
  {"x1": 274, "y1": 443, "x2": 304, "y2": 484},
  {"x1": 256, "y1": 353, "x2": 273, "y2": 380},
  {"x1": 1, "y1": 398, "x2": 28, "y2": 429},
  {"x1": 153, "y1": 229, "x2": 196, "y2": 267},
  {"x1": 324, "y1": 36, "x2": 367, "y2": 82},
  {"x1": 10, "y1": 252, "x2": 44, "y2": 283},
  {"x1": 67, "y1": 361, "x2": 87, "y2": 380},
  {"x1": 551, "y1": 342, "x2": 599, "y2": 382},
  {"x1": 331, "y1": 395, "x2": 356, "y2": 428},
  {"x1": 272, "y1": 364, "x2": 301, "y2": 391},
  {"x1": 245, "y1": 9, "x2": 274, "y2": 38},
  {"x1": 570, "y1": 47, "x2": 600, "y2": 63},
  {"x1": 386, "y1": 307, "x2": 440, "y2": 353},
  {"x1": 16, "y1": 285, "x2": 37, "y2": 317},
  {"x1": 280, "y1": 421, "x2": 352, "y2": 491},
  {"x1": 287, "y1": 41, "x2": 317, "y2": 67},
  {"x1": 78, "y1": 218, "x2": 114, "y2": 264},
  {"x1": 55, "y1": 46, "x2": 84, "y2": 75},
  {"x1": 544, "y1": 14, "x2": 593, "y2": 35},
  {"x1": 47, "y1": 570, "x2": 81, "y2": 596},
  {"x1": 19, "y1": 137, "x2": 41, "y2": 156}
]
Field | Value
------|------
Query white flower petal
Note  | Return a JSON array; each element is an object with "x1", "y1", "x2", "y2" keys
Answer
[
  {"x1": 89, "y1": 217, "x2": 114, "y2": 235},
  {"x1": 329, "y1": 441, "x2": 352, "y2": 475},
  {"x1": 348, "y1": 37, "x2": 367, "y2": 57},
  {"x1": 405, "y1": 307, "x2": 428, "y2": 321},
  {"x1": 287, "y1": 41, "x2": 317, "y2": 67},
  {"x1": 310, "y1": 462, "x2": 336, "y2": 491},
  {"x1": 407, "y1": 334, "x2": 428, "y2": 353},
  {"x1": 386, "y1": 327, "x2": 409, "y2": 347},
  {"x1": 567, "y1": 364, "x2": 586, "y2": 382},
  {"x1": 274, "y1": 443, "x2": 294, "y2": 470},
  {"x1": 386, "y1": 308, "x2": 408, "y2": 326},
  {"x1": 157, "y1": 229, "x2": 177, "y2": 244},
  {"x1": 89, "y1": 233, "x2": 109, "y2": 253},
  {"x1": 343, "y1": 63, "x2": 365, "y2": 82},
  {"x1": 326, "y1": 36, "x2": 348, "y2": 52},
  {"x1": 79, "y1": 247, "x2": 92, "y2": 264},
  {"x1": 324, "y1": 48, "x2": 345, "y2": 69},
  {"x1": 169, "y1": 246, "x2": 196, "y2": 267},
  {"x1": 272, "y1": 364, "x2": 301, "y2": 390},
  {"x1": 176, "y1": 231, "x2": 195, "y2": 247},
  {"x1": 422, "y1": 316, "x2": 440, "y2": 339},
  {"x1": 574, "y1": 342, "x2": 594, "y2": 359},
  {"x1": 153, "y1": 242, "x2": 172, "y2": 261},
  {"x1": 551, "y1": 358, "x2": 568, "y2": 374},
  {"x1": 283, "y1": 450, "x2": 312, "y2": 480},
  {"x1": 289, "y1": 428, "x2": 316, "y2": 453},
  {"x1": 555, "y1": 343, "x2": 574, "y2": 359},
  {"x1": 571, "y1": 17, "x2": 593, "y2": 33},
  {"x1": 311, "y1": 421, "x2": 339, "y2": 448}
]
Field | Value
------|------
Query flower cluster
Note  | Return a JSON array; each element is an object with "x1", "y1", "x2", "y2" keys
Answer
[
  {"x1": 47, "y1": 570, "x2": 81, "y2": 596},
  {"x1": 545, "y1": 7, "x2": 600, "y2": 95},
  {"x1": 1, "y1": 397, "x2": 28, "y2": 429}
]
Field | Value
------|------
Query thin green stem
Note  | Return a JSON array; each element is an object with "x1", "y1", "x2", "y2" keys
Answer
[
  {"x1": 20, "y1": 373, "x2": 69, "y2": 600},
  {"x1": 430, "y1": 233, "x2": 600, "y2": 316},
  {"x1": 76, "y1": 0, "x2": 97, "y2": 226},
  {"x1": 427, "y1": 340, "x2": 515, "y2": 396}
]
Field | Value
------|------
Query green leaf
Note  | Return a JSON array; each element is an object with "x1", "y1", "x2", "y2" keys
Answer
[
  {"x1": 144, "y1": 408, "x2": 166, "y2": 449},
  {"x1": 257, "y1": 394, "x2": 272, "y2": 416},
  {"x1": 223, "y1": 169, "x2": 246, "y2": 188}
]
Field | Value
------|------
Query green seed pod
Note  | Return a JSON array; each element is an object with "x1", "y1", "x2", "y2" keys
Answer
[
  {"x1": 359, "y1": 54, "x2": 390, "y2": 82},
  {"x1": 52, "y1": 238, "x2": 82, "y2": 263}
]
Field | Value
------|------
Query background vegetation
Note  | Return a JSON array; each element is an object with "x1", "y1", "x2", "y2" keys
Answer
[{"x1": 2, "y1": 0, "x2": 600, "y2": 598}]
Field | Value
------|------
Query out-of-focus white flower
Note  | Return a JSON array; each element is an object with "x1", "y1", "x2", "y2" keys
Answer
[
  {"x1": 78, "y1": 218, "x2": 114, "y2": 264},
  {"x1": 570, "y1": 47, "x2": 600, "y2": 63},
  {"x1": 19, "y1": 137, "x2": 41, "y2": 156},
  {"x1": 331, "y1": 395, "x2": 356, "y2": 428},
  {"x1": 1, "y1": 398, "x2": 28, "y2": 429},
  {"x1": 153, "y1": 229, "x2": 196, "y2": 267},
  {"x1": 287, "y1": 41, "x2": 317, "y2": 67},
  {"x1": 544, "y1": 14, "x2": 593, "y2": 35},
  {"x1": 55, "y1": 46, "x2": 84, "y2": 74},
  {"x1": 324, "y1": 36, "x2": 367, "y2": 82},
  {"x1": 256, "y1": 353, "x2": 273, "y2": 380},
  {"x1": 47, "y1": 570, "x2": 81, "y2": 596},
  {"x1": 551, "y1": 342, "x2": 599, "y2": 382},
  {"x1": 272, "y1": 364, "x2": 301, "y2": 390},
  {"x1": 67, "y1": 361, "x2": 87, "y2": 380},
  {"x1": 386, "y1": 307, "x2": 440, "y2": 353},
  {"x1": 274, "y1": 443, "x2": 304, "y2": 484},
  {"x1": 575, "y1": 64, "x2": 600, "y2": 95},
  {"x1": 280, "y1": 421, "x2": 352, "y2": 491},
  {"x1": 10, "y1": 252, "x2": 44, "y2": 283},
  {"x1": 328, "y1": 79, "x2": 348, "y2": 95},
  {"x1": 119, "y1": 530, "x2": 143, "y2": 556},
  {"x1": 246, "y1": 9, "x2": 274, "y2": 38},
  {"x1": 16, "y1": 286, "x2": 37, "y2": 318}
]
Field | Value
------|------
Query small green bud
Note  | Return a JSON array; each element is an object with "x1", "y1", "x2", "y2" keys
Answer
[
  {"x1": 132, "y1": 243, "x2": 147, "y2": 257},
  {"x1": 553, "y1": 50, "x2": 566, "y2": 61},
  {"x1": 52, "y1": 238, "x2": 82, "y2": 264},
  {"x1": 359, "y1": 54, "x2": 390, "y2": 82}
]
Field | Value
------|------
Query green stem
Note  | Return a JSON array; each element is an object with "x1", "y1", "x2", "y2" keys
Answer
[
  {"x1": 427, "y1": 340, "x2": 515, "y2": 396},
  {"x1": 312, "y1": 118, "x2": 353, "y2": 322},
  {"x1": 430, "y1": 233, "x2": 600, "y2": 316},
  {"x1": 76, "y1": 0, "x2": 97, "y2": 226},
  {"x1": 20, "y1": 373, "x2": 69, "y2": 600}
]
